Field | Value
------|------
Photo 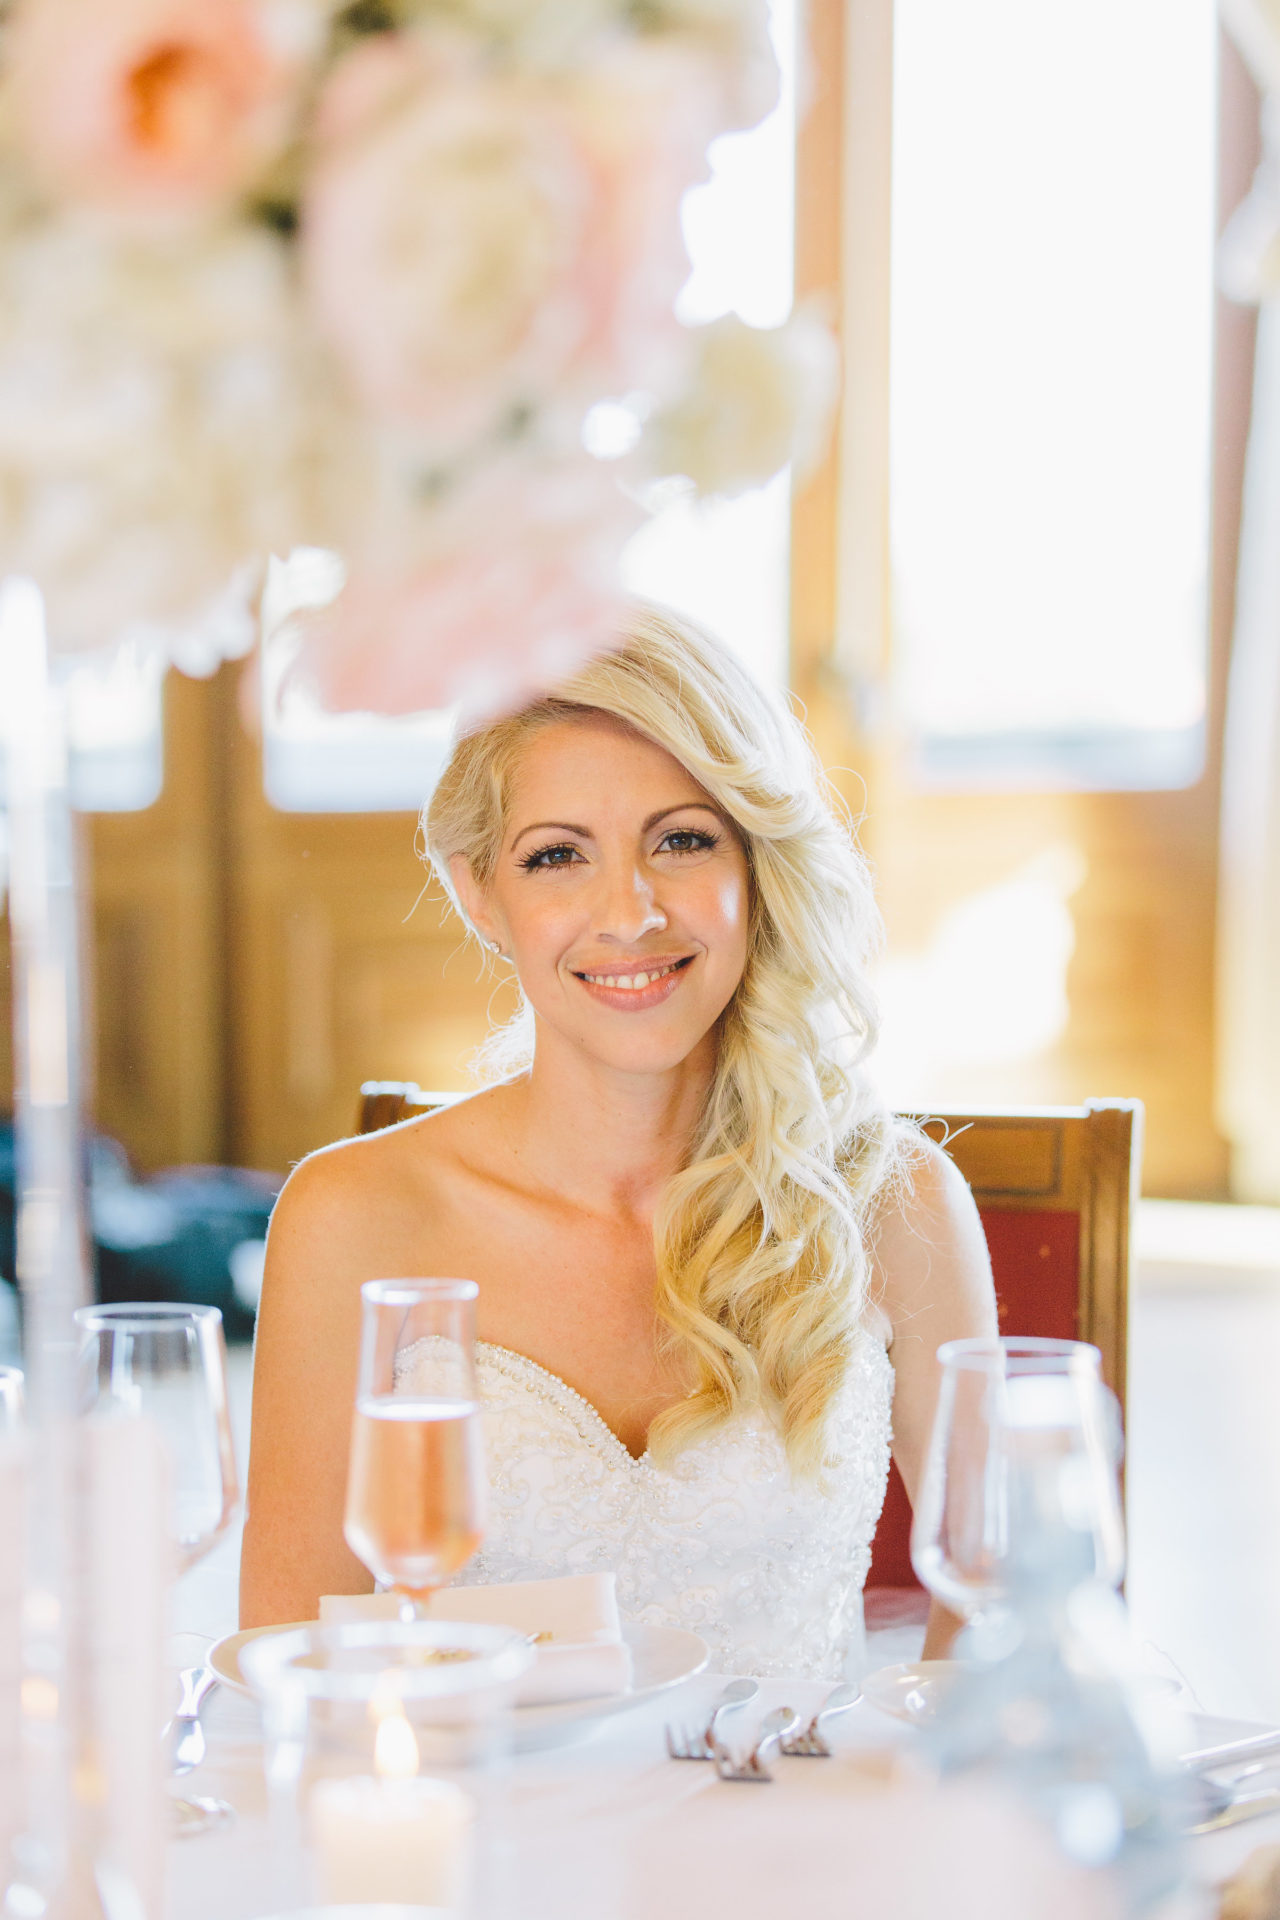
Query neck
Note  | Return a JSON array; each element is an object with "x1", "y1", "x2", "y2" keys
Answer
[{"x1": 500, "y1": 1026, "x2": 716, "y2": 1223}]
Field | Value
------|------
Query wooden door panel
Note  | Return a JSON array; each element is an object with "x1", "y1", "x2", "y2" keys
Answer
[
  {"x1": 2, "y1": 669, "x2": 227, "y2": 1175},
  {"x1": 224, "y1": 690, "x2": 517, "y2": 1172}
]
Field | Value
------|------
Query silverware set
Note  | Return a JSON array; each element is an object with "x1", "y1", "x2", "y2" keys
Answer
[
  {"x1": 667, "y1": 1685, "x2": 1280, "y2": 1829},
  {"x1": 666, "y1": 1681, "x2": 862, "y2": 1783}
]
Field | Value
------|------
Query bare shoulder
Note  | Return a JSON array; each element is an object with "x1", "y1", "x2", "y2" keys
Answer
[
  {"x1": 265, "y1": 1090, "x2": 495, "y2": 1283},
  {"x1": 866, "y1": 1128, "x2": 996, "y2": 1340}
]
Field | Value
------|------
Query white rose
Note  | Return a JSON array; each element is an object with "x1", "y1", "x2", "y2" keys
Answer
[
  {"x1": 303, "y1": 30, "x2": 706, "y2": 455},
  {"x1": 644, "y1": 309, "x2": 839, "y2": 498},
  {"x1": 0, "y1": 209, "x2": 330, "y2": 657}
]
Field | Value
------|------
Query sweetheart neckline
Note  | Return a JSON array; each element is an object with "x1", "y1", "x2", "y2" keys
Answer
[
  {"x1": 473, "y1": 1339, "x2": 655, "y2": 1467},
  {"x1": 469, "y1": 1327, "x2": 892, "y2": 1470}
]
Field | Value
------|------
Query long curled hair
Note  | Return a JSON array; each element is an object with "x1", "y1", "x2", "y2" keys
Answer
[{"x1": 422, "y1": 605, "x2": 897, "y2": 1473}]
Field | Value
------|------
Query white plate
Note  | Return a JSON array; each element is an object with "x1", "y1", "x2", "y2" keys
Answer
[
  {"x1": 209, "y1": 1620, "x2": 708, "y2": 1751},
  {"x1": 862, "y1": 1662, "x2": 1276, "y2": 1761}
]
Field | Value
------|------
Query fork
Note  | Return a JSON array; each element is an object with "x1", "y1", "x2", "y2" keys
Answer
[
  {"x1": 712, "y1": 1704, "x2": 800, "y2": 1782},
  {"x1": 779, "y1": 1681, "x2": 861, "y2": 1757},
  {"x1": 665, "y1": 1678, "x2": 759, "y2": 1760},
  {"x1": 167, "y1": 1665, "x2": 219, "y2": 1777}
]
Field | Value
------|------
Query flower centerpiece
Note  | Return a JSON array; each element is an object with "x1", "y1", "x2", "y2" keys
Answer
[{"x1": 0, "y1": 0, "x2": 837, "y2": 717}]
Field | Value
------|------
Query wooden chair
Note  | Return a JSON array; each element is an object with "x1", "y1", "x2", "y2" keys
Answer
[
  {"x1": 356, "y1": 1084, "x2": 1140, "y2": 1594},
  {"x1": 358, "y1": 1081, "x2": 448, "y2": 1137},
  {"x1": 868, "y1": 1100, "x2": 1140, "y2": 1592}
]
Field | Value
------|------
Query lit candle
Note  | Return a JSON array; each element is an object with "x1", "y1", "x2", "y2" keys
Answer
[{"x1": 308, "y1": 1693, "x2": 476, "y2": 1911}]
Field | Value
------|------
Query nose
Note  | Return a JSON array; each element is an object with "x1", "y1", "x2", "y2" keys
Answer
[{"x1": 593, "y1": 858, "x2": 668, "y2": 944}]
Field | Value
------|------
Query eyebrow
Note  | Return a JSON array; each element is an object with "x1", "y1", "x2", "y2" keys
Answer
[{"x1": 510, "y1": 803, "x2": 723, "y2": 851}]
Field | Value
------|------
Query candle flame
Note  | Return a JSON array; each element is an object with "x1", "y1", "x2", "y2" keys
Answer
[{"x1": 372, "y1": 1682, "x2": 420, "y2": 1781}]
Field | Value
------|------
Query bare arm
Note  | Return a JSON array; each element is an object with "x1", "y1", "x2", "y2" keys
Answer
[
  {"x1": 870, "y1": 1134, "x2": 998, "y2": 1658},
  {"x1": 239, "y1": 1149, "x2": 378, "y2": 1628}
]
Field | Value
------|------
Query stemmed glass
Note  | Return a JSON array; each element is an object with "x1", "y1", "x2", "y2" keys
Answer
[
  {"x1": 911, "y1": 1335, "x2": 1125, "y2": 1623},
  {"x1": 908, "y1": 1343, "x2": 1185, "y2": 1902},
  {"x1": 75, "y1": 1302, "x2": 240, "y2": 1570},
  {"x1": 75, "y1": 1301, "x2": 241, "y2": 1836},
  {"x1": 344, "y1": 1279, "x2": 486, "y2": 1618}
]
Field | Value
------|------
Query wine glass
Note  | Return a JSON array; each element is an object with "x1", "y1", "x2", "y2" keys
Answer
[
  {"x1": 344, "y1": 1279, "x2": 486, "y2": 1618},
  {"x1": 75, "y1": 1302, "x2": 240, "y2": 1569},
  {"x1": 0, "y1": 1365, "x2": 23, "y2": 1432},
  {"x1": 75, "y1": 1301, "x2": 241, "y2": 1835},
  {"x1": 911, "y1": 1335, "x2": 1125, "y2": 1622}
]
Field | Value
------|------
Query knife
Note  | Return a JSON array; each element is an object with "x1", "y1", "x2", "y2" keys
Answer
[{"x1": 1186, "y1": 1785, "x2": 1280, "y2": 1835}]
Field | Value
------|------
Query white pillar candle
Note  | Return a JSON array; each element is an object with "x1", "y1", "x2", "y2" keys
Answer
[
  {"x1": 309, "y1": 1772, "x2": 476, "y2": 1910},
  {"x1": 85, "y1": 1413, "x2": 170, "y2": 1920}
]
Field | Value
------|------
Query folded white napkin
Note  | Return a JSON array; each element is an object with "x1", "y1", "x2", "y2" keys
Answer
[{"x1": 319, "y1": 1572, "x2": 633, "y2": 1707}]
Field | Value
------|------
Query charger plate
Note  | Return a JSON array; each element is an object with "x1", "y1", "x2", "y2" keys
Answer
[{"x1": 209, "y1": 1620, "x2": 707, "y2": 1751}]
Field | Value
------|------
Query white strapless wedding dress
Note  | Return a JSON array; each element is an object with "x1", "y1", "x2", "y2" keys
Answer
[{"x1": 398, "y1": 1328, "x2": 895, "y2": 1679}]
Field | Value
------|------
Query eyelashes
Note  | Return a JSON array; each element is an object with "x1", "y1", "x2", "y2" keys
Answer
[
  {"x1": 661, "y1": 829, "x2": 720, "y2": 855},
  {"x1": 518, "y1": 842, "x2": 580, "y2": 871},
  {"x1": 517, "y1": 828, "x2": 721, "y2": 872}
]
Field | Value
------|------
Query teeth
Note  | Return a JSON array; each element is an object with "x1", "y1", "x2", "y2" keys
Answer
[{"x1": 583, "y1": 964, "x2": 677, "y2": 990}]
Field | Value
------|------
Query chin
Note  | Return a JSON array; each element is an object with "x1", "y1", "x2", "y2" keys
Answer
[{"x1": 552, "y1": 1010, "x2": 720, "y2": 1078}]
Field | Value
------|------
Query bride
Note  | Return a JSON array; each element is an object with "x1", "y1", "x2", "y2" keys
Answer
[{"x1": 240, "y1": 606, "x2": 995, "y2": 1674}]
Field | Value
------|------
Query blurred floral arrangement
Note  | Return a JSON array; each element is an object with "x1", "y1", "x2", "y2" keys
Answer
[{"x1": 0, "y1": 0, "x2": 837, "y2": 715}]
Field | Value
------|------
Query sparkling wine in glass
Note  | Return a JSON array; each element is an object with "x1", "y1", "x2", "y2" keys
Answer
[
  {"x1": 910, "y1": 1335, "x2": 1124, "y2": 1621},
  {"x1": 344, "y1": 1279, "x2": 485, "y2": 1615},
  {"x1": 75, "y1": 1301, "x2": 240, "y2": 1570}
]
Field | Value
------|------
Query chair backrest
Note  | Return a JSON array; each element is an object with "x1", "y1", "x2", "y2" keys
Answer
[
  {"x1": 358, "y1": 1081, "x2": 446, "y2": 1136},
  {"x1": 356, "y1": 1084, "x2": 1140, "y2": 1589},
  {"x1": 869, "y1": 1101, "x2": 1140, "y2": 1588}
]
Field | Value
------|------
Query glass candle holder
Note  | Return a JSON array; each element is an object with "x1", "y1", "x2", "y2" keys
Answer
[{"x1": 241, "y1": 1618, "x2": 533, "y2": 1916}]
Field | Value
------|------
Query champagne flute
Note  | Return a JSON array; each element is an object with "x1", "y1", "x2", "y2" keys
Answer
[
  {"x1": 910, "y1": 1335, "x2": 1125, "y2": 1621},
  {"x1": 344, "y1": 1279, "x2": 485, "y2": 1617},
  {"x1": 75, "y1": 1302, "x2": 240, "y2": 1569}
]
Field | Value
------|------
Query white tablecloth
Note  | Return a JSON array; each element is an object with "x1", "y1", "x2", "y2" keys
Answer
[{"x1": 167, "y1": 1669, "x2": 1280, "y2": 1920}]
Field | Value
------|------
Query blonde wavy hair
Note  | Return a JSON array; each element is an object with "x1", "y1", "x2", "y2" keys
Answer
[{"x1": 422, "y1": 605, "x2": 897, "y2": 1474}]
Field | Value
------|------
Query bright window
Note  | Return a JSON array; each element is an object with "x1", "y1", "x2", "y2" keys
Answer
[
  {"x1": 622, "y1": 0, "x2": 796, "y2": 689},
  {"x1": 889, "y1": 0, "x2": 1217, "y2": 788}
]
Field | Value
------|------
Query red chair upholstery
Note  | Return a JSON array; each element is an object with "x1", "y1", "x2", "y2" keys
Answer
[{"x1": 867, "y1": 1102, "x2": 1140, "y2": 1592}]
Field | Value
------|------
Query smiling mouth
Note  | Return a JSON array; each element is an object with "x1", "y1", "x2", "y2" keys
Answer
[{"x1": 573, "y1": 956, "x2": 695, "y2": 992}]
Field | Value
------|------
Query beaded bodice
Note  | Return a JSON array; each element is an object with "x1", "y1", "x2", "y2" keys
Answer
[{"x1": 397, "y1": 1329, "x2": 895, "y2": 1679}]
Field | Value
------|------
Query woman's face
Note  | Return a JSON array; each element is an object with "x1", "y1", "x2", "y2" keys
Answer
[{"x1": 453, "y1": 714, "x2": 751, "y2": 1080}]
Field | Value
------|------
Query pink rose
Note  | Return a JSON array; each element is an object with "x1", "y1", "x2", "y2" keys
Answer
[
  {"x1": 4, "y1": 0, "x2": 299, "y2": 215},
  {"x1": 302, "y1": 31, "x2": 713, "y2": 456},
  {"x1": 290, "y1": 454, "x2": 642, "y2": 720}
]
